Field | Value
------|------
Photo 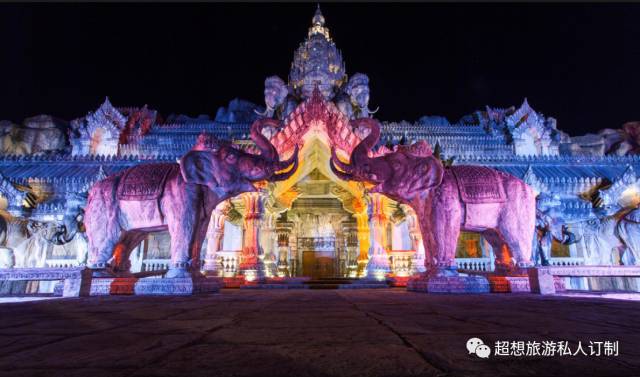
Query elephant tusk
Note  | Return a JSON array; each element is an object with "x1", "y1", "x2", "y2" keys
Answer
[
  {"x1": 367, "y1": 106, "x2": 380, "y2": 115},
  {"x1": 277, "y1": 145, "x2": 299, "y2": 171},
  {"x1": 254, "y1": 105, "x2": 274, "y2": 117},
  {"x1": 329, "y1": 158, "x2": 354, "y2": 181},
  {"x1": 272, "y1": 149, "x2": 299, "y2": 182},
  {"x1": 330, "y1": 147, "x2": 354, "y2": 173}
]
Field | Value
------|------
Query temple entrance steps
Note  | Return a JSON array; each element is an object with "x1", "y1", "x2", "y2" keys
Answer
[
  {"x1": 304, "y1": 277, "x2": 389, "y2": 289},
  {"x1": 239, "y1": 277, "x2": 391, "y2": 290}
]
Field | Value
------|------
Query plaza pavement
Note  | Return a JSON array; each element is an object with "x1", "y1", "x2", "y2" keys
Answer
[{"x1": 0, "y1": 289, "x2": 638, "y2": 377}]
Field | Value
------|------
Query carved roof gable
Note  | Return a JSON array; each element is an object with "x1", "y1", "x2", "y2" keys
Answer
[
  {"x1": 85, "y1": 97, "x2": 127, "y2": 137},
  {"x1": 269, "y1": 87, "x2": 360, "y2": 156},
  {"x1": 507, "y1": 99, "x2": 551, "y2": 141}
]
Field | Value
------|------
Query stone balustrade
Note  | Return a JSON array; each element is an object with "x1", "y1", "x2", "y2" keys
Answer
[
  {"x1": 216, "y1": 250, "x2": 242, "y2": 277},
  {"x1": 548, "y1": 257, "x2": 585, "y2": 266},
  {"x1": 455, "y1": 257, "x2": 494, "y2": 272},
  {"x1": 45, "y1": 259, "x2": 80, "y2": 268},
  {"x1": 455, "y1": 257, "x2": 587, "y2": 272},
  {"x1": 141, "y1": 259, "x2": 170, "y2": 272}
]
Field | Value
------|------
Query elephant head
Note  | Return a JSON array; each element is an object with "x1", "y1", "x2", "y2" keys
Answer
[
  {"x1": 330, "y1": 118, "x2": 443, "y2": 203},
  {"x1": 345, "y1": 73, "x2": 378, "y2": 118},
  {"x1": 180, "y1": 118, "x2": 299, "y2": 197},
  {"x1": 47, "y1": 193, "x2": 87, "y2": 245},
  {"x1": 255, "y1": 76, "x2": 290, "y2": 118}
]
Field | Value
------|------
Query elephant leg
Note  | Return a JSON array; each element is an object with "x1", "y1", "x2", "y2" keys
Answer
[
  {"x1": 482, "y1": 230, "x2": 511, "y2": 272},
  {"x1": 533, "y1": 229, "x2": 551, "y2": 266},
  {"x1": 165, "y1": 199, "x2": 206, "y2": 278},
  {"x1": 422, "y1": 200, "x2": 462, "y2": 275},
  {"x1": 499, "y1": 224, "x2": 535, "y2": 268},
  {"x1": 86, "y1": 221, "x2": 121, "y2": 273},
  {"x1": 539, "y1": 235, "x2": 552, "y2": 266},
  {"x1": 85, "y1": 179, "x2": 121, "y2": 275},
  {"x1": 110, "y1": 231, "x2": 147, "y2": 275},
  {"x1": 420, "y1": 226, "x2": 437, "y2": 271},
  {"x1": 191, "y1": 211, "x2": 213, "y2": 270},
  {"x1": 167, "y1": 215, "x2": 197, "y2": 277}
]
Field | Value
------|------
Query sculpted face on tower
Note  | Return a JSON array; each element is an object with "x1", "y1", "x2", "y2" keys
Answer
[
  {"x1": 264, "y1": 76, "x2": 289, "y2": 111},
  {"x1": 337, "y1": 73, "x2": 377, "y2": 119},
  {"x1": 346, "y1": 73, "x2": 371, "y2": 110}
]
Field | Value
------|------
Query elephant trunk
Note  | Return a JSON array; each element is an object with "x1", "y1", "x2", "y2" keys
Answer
[
  {"x1": 350, "y1": 118, "x2": 381, "y2": 166},
  {"x1": 550, "y1": 222, "x2": 580, "y2": 245},
  {"x1": 48, "y1": 223, "x2": 78, "y2": 245},
  {"x1": 249, "y1": 118, "x2": 280, "y2": 162},
  {"x1": 561, "y1": 225, "x2": 579, "y2": 245}
]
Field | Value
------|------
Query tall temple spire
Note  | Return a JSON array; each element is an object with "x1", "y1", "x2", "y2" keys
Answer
[{"x1": 289, "y1": 6, "x2": 346, "y2": 100}]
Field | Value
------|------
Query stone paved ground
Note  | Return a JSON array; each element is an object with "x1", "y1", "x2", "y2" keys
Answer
[{"x1": 0, "y1": 289, "x2": 639, "y2": 377}]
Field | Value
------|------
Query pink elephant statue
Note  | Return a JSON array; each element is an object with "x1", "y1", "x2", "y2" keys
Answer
[
  {"x1": 330, "y1": 118, "x2": 536, "y2": 276},
  {"x1": 85, "y1": 118, "x2": 298, "y2": 278}
]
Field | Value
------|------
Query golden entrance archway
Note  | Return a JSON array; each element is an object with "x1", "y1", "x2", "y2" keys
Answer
[{"x1": 267, "y1": 131, "x2": 370, "y2": 277}]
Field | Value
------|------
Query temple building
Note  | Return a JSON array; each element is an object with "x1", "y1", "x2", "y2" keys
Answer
[{"x1": 1, "y1": 7, "x2": 640, "y2": 292}]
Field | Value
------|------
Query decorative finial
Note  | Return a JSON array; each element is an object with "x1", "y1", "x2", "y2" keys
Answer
[
  {"x1": 313, "y1": 4, "x2": 325, "y2": 26},
  {"x1": 308, "y1": 5, "x2": 329, "y2": 39}
]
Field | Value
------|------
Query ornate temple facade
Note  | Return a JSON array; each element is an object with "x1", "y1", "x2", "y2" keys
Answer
[{"x1": 1, "y1": 7, "x2": 639, "y2": 292}]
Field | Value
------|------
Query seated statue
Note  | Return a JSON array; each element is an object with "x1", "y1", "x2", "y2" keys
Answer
[{"x1": 336, "y1": 73, "x2": 378, "y2": 120}]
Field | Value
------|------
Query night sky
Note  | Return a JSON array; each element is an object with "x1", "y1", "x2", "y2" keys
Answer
[{"x1": 1, "y1": 3, "x2": 639, "y2": 136}]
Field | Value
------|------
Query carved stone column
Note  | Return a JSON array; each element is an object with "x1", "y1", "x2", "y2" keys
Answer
[
  {"x1": 260, "y1": 211, "x2": 278, "y2": 278},
  {"x1": 203, "y1": 201, "x2": 230, "y2": 276},
  {"x1": 238, "y1": 191, "x2": 266, "y2": 281},
  {"x1": 353, "y1": 211, "x2": 370, "y2": 278},
  {"x1": 366, "y1": 193, "x2": 392, "y2": 280},
  {"x1": 276, "y1": 222, "x2": 294, "y2": 277},
  {"x1": 341, "y1": 222, "x2": 359, "y2": 278}
]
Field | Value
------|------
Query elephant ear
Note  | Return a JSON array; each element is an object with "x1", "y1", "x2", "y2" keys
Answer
[
  {"x1": 388, "y1": 156, "x2": 443, "y2": 200},
  {"x1": 179, "y1": 151, "x2": 219, "y2": 192},
  {"x1": 409, "y1": 156, "x2": 443, "y2": 192},
  {"x1": 426, "y1": 157, "x2": 445, "y2": 187}
]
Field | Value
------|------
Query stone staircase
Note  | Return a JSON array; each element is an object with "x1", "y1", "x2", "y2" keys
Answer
[
  {"x1": 239, "y1": 277, "x2": 391, "y2": 290},
  {"x1": 303, "y1": 278, "x2": 390, "y2": 289}
]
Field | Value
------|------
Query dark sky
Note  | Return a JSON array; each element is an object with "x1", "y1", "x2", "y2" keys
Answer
[{"x1": 1, "y1": 3, "x2": 639, "y2": 136}]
